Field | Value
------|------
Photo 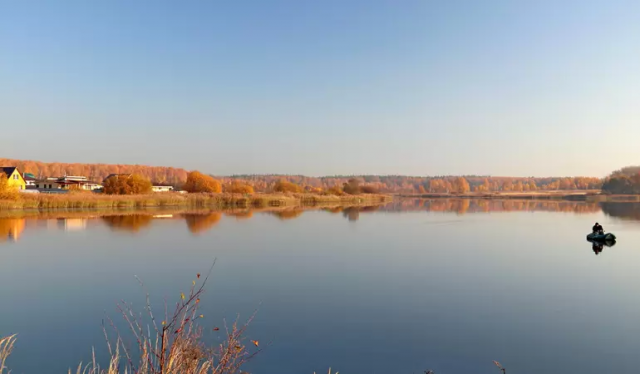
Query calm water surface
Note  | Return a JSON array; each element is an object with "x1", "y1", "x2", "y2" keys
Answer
[{"x1": 2, "y1": 200, "x2": 640, "y2": 374}]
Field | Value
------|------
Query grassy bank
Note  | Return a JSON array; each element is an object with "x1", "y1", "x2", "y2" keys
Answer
[{"x1": 0, "y1": 192, "x2": 391, "y2": 211}]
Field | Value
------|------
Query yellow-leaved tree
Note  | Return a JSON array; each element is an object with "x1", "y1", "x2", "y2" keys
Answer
[
  {"x1": 183, "y1": 171, "x2": 222, "y2": 193},
  {"x1": 0, "y1": 174, "x2": 19, "y2": 200}
]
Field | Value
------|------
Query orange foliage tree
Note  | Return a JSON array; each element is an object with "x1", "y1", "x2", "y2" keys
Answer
[
  {"x1": 224, "y1": 180, "x2": 255, "y2": 194},
  {"x1": 103, "y1": 174, "x2": 152, "y2": 195},
  {"x1": 273, "y1": 180, "x2": 303, "y2": 193},
  {"x1": 183, "y1": 171, "x2": 222, "y2": 193}
]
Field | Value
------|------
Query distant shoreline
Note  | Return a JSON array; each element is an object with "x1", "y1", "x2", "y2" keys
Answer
[{"x1": 398, "y1": 191, "x2": 640, "y2": 202}]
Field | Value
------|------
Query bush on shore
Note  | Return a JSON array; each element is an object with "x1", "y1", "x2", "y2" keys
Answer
[
  {"x1": 184, "y1": 171, "x2": 222, "y2": 193},
  {"x1": 104, "y1": 174, "x2": 153, "y2": 195},
  {"x1": 0, "y1": 175, "x2": 18, "y2": 201}
]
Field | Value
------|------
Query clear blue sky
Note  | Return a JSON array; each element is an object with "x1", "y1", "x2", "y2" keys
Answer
[{"x1": 1, "y1": 0, "x2": 638, "y2": 177}]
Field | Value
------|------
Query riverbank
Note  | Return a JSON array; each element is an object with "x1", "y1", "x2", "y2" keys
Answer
[
  {"x1": 398, "y1": 190, "x2": 640, "y2": 202},
  {"x1": 0, "y1": 192, "x2": 392, "y2": 211}
]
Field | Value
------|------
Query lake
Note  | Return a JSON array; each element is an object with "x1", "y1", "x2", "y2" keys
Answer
[{"x1": 2, "y1": 199, "x2": 640, "y2": 374}]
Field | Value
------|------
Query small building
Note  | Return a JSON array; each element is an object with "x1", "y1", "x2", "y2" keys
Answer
[
  {"x1": 152, "y1": 185, "x2": 174, "y2": 192},
  {"x1": 23, "y1": 173, "x2": 37, "y2": 187},
  {"x1": 35, "y1": 176, "x2": 102, "y2": 191},
  {"x1": 1, "y1": 167, "x2": 26, "y2": 190}
]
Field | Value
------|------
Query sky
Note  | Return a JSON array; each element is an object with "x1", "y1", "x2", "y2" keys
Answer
[{"x1": 1, "y1": 0, "x2": 639, "y2": 177}]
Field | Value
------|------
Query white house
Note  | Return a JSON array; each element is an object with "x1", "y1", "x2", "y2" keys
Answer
[
  {"x1": 152, "y1": 185, "x2": 174, "y2": 192},
  {"x1": 35, "y1": 176, "x2": 102, "y2": 191}
]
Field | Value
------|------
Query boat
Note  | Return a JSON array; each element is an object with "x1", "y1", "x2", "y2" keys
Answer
[{"x1": 586, "y1": 232, "x2": 616, "y2": 241}]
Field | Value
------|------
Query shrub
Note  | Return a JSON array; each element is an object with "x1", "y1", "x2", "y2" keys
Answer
[
  {"x1": 184, "y1": 171, "x2": 222, "y2": 193},
  {"x1": 0, "y1": 174, "x2": 19, "y2": 201},
  {"x1": 342, "y1": 178, "x2": 362, "y2": 195},
  {"x1": 273, "y1": 180, "x2": 303, "y2": 193},
  {"x1": 360, "y1": 185, "x2": 379, "y2": 194},
  {"x1": 225, "y1": 181, "x2": 255, "y2": 194},
  {"x1": 104, "y1": 174, "x2": 153, "y2": 195},
  {"x1": 324, "y1": 186, "x2": 344, "y2": 196}
]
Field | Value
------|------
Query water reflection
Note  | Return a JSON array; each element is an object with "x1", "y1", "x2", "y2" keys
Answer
[
  {"x1": 600, "y1": 202, "x2": 640, "y2": 221},
  {"x1": 587, "y1": 238, "x2": 616, "y2": 255},
  {"x1": 269, "y1": 209, "x2": 304, "y2": 220},
  {"x1": 0, "y1": 218, "x2": 25, "y2": 242},
  {"x1": 225, "y1": 211, "x2": 253, "y2": 220},
  {"x1": 102, "y1": 215, "x2": 153, "y2": 233},
  {"x1": 382, "y1": 198, "x2": 601, "y2": 215},
  {"x1": 6, "y1": 199, "x2": 640, "y2": 242},
  {"x1": 342, "y1": 206, "x2": 380, "y2": 221},
  {"x1": 184, "y1": 213, "x2": 222, "y2": 234}
]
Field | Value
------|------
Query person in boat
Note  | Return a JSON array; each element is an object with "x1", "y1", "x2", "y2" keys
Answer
[{"x1": 592, "y1": 222, "x2": 604, "y2": 234}]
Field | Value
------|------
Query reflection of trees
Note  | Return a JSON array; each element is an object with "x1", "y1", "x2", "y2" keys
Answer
[
  {"x1": 341, "y1": 206, "x2": 379, "y2": 221},
  {"x1": 224, "y1": 211, "x2": 253, "y2": 220},
  {"x1": 270, "y1": 209, "x2": 304, "y2": 220},
  {"x1": 0, "y1": 218, "x2": 25, "y2": 242},
  {"x1": 323, "y1": 207, "x2": 343, "y2": 214},
  {"x1": 383, "y1": 199, "x2": 601, "y2": 214},
  {"x1": 102, "y1": 215, "x2": 153, "y2": 233},
  {"x1": 184, "y1": 213, "x2": 222, "y2": 234},
  {"x1": 343, "y1": 207, "x2": 359, "y2": 221},
  {"x1": 601, "y1": 203, "x2": 640, "y2": 220}
]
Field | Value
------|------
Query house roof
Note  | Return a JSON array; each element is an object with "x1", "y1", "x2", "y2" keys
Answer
[{"x1": 1, "y1": 167, "x2": 18, "y2": 177}]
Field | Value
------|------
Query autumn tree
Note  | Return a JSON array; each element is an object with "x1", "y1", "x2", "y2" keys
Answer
[
  {"x1": 183, "y1": 171, "x2": 222, "y2": 193},
  {"x1": 225, "y1": 180, "x2": 255, "y2": 194},
  {"x1": 273, "y1": 180, "x2": 303, "y2": 193},
  {"x1": 343, "y1": 178, "x2": 362, "y2": 195},
  {"x1": 452, "y1": 177, "x2": 470, "y2": 194},
  {"x1": 103, "y1": 174, "x2": 152, "y2": 195},
  {"x1": 0, "y1": 174, "x2": 19, "y2": 200},
  {"x1": 418, "y1": 185, "x2": 427, "y2": 194}
]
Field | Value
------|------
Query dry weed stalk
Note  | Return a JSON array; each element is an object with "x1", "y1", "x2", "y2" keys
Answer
[
  {"x1": 70, "y1": 262, "x2": 260, "y2": 374},
  {"x1": 0, "y1": 335, "x2": 17, "y2": 374}
]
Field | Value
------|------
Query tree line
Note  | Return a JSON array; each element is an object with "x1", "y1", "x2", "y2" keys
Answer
[
  {"x1": 601, "y1": 166, "x2": 640, "y2": 194},
  {"x1": 2, "y1": 158, "x2": 604, "y2": 194}
]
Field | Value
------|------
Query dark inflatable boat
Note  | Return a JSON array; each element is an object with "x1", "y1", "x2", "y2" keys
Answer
[{"x1": 586, "y1": 232, "x2": 616, "y2": 241}]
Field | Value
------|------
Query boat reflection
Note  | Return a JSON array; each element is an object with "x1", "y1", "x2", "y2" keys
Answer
[{"x1": 587, "y1": 238, "x2": 616, "y2": 256}]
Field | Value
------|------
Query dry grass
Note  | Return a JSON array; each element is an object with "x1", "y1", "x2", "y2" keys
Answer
[
  {"x1": 0, "y1": 192, "x2": 391, "y2": 211},
  {"x1": 0, "y1": 335, "x2": 16, "y2": 374}
]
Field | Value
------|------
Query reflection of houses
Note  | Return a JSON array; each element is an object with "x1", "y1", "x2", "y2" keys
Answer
[
  {"x1": 59, "y1": 218, "x2": 88, "y2": 231},
  {"x1": 35, "y1": 176, "x2": 102, "y2": 191},
  {"x1": 152, "y1": 185, "x2": 174, "y2": 192},
  {"x1": 1, "y1": 167, "x2": 26, "y2": 190}
]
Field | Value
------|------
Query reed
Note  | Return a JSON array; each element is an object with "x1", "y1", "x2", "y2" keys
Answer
[{"x1": 0, "y1": 193, "x2": 391, "y2": 211}]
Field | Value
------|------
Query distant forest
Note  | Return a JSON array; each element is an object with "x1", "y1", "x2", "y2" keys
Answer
[
  {"x1": 1, "y1": 158, "x2": 603, "y2": 193},
  {"x1": 601, "y1": 166, "x2": 640, "y2": 194}
]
